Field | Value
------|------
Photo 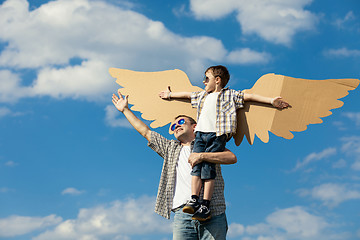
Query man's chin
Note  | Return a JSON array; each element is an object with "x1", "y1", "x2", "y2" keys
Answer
[{"x1": 174, "y1": 130, "x2": 184, "y2": 138}]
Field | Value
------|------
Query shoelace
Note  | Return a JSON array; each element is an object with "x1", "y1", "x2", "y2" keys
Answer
[{"x1": 198, "y1": 205, "x2": 208, "y2": 213}]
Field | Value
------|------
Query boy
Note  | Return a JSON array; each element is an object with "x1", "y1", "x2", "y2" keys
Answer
[{"x1": 159, "y1": 65, "x2": 289, "y2": 221}]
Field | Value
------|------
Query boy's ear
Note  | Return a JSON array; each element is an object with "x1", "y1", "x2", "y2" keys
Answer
[{"x1": 215, "y1": 76, "x2": 222, "y2": 85}]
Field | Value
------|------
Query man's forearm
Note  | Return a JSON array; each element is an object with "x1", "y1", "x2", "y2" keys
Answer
[
  {"x1": 122, "y1": 107, "x2": 151, "y2": 141},
  {"x1": 189, "y1": 149, "x2": 237, "y2": 166}
]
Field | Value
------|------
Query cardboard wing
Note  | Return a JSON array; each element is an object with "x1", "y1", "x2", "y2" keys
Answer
[
  {"x1": 109, "y1": 68, "x2": 359, "y2": 146},
  {"x1": 109, "y1": 68, "x2": 201, "y2": 130},
  {"x1": 234, "y1": 74, "x2": 360, "y2": 145}
]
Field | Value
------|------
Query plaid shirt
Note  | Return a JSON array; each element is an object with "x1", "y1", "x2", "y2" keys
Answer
[
  {"x1": 147, "y1": 131, "x2": 226, "y2": 219},
  {"x1": 191, "y1": 88, "x2": 244, "y2": 140}
]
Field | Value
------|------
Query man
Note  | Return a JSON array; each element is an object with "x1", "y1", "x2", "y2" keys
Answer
[{"x1": 112, "y1": 89, "x2": 237, "y2": 239}]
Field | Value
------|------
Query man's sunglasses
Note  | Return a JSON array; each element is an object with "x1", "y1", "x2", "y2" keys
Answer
[{"x1": 170, "y1": 118, "x2": 185, "y2": 131}]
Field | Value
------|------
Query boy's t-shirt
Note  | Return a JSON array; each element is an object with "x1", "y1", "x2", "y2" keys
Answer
[
  {"x1": 191, "y1": 88, "x2": 244, "y2": 139},
  {"x1": 195, "y1": 92, "x2": 219, "y2": 133}
]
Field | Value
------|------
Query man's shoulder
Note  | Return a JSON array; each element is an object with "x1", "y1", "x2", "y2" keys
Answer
[{"x1": 150, "y1": 131, "x2": 179, "y2": 145}]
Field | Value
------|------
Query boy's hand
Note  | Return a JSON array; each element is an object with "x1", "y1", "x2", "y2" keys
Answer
[
  {"x1": 159, "y1": 86, "x2": 172, "y2": 99},
  {"x1": 112, "y1": 89, "x2": 129, "y2": 112},
  {"x1": 271, "y1": 96, "x2": 289, "y2": 109}
]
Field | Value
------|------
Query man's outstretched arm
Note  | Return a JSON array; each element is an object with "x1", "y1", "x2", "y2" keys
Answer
[
  {"x1": 188, "y1": 149, "x2": 237, "y2": 167},
  {"x1": 112, "y1": 89, "x2": 151, "y2": 141}
]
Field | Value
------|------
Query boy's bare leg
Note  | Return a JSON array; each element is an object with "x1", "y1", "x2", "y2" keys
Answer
[
  {"x1": 203, "y1": 179, "x2": 215, "y2": 200},
  {"x1": 191, "y1": 175, "x2": 202, "y2": 196}
]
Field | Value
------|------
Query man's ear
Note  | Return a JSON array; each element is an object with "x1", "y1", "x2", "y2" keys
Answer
[{"x1": 192, "y1": 124, "x2": 197, "y2": 132}]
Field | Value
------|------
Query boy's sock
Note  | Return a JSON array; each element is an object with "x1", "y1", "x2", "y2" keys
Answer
[
  {"x1": 191, "y1": 195, "x2": 199, "y2": 201},
  {"x1": 202, "y1": 199, "x2": 210, "y2": 208}
]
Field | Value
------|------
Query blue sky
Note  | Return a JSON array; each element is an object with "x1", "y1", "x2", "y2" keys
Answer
[{"x1": 0, "y1": 0, "x2": 360, "y2": 239}]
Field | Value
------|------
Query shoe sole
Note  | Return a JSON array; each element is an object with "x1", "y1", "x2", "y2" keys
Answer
[
  {"x1": 192, "y1": 215, "x2": 212, "y2": 221},
  {"x1": 182, "y1": 206, "x2": 196, "y2": 214}
]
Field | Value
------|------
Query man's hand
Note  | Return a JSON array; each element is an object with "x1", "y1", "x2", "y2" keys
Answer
[
  {"x1": 271, "y1": 96, "x2": 289, "y2": 109},
  {"x1": 159, "y1": 86, "x2": 172, "y2": 99},
  {"x1": 188, "y1": 152, "x2": 203, "y2": 168},
  {"x1": 112, "y1": 89, "x2": 129, "y2": 112}
]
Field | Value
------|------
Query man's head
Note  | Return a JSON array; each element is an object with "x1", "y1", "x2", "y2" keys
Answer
[
  {"x1": 172, "y1": 115, "x2": 197, "y2": 142},
  {"x1": 204, "y1": 65, "x2": 230, "y2": 92}
]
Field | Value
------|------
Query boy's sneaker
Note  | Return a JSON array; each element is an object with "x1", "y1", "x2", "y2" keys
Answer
[
  {"x1": 192, "y1": 205, "x2": 211, "y2": 221},
  {"x1": 182, "y1": 198, "x2": 200, "y2": 214}
]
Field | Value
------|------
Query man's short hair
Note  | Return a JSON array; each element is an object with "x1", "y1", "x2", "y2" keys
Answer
[
  {"x1": 205, "y1": 65, "x2": 230, "y2": 88},
  {"x1": 175, "y1": 115, "x2": 197, "y2": 125}
]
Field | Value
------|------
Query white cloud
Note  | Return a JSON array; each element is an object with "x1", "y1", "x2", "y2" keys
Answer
[
  {"x1": 227, "y1": 48, "x2": 271, "y2": 65},
  {"x1": 294, "y1": 147, "x2": 337, "y2": 170},
  {"x1": 228, "y1": 223, "x2": 245, "y2": 237},
  {"x1": 61, "y1": 187, "x2": 85, "y2": 196},
  {"x1": 332, "y1": 120, "x2": 347, "y2": 131},
  {"x1": 0, "y1": 70, "x2": 31, "y2": 103},
  {"x1": 229, "y1": 206, "x2": 330, "y2": 239},
  {"x1": 351, "y1": 161, "x2": 360, "y2": 171},
  {"x1": 343, "y1": 112, "x2": 360, "y2": 127},
  {"x1": 266, "y1": 206, "x2": 328, "y2": 237},
  {"x1": 0, "y1": 0, "x2": 270, "y2": 104},
  {"x1": 341, "y1": 136, "x2": 360, "y2": 171},
  {"x1": 0, "y1": 106, "x2": 26, "y2": 120},
  {"x1": 4, "y1": 160, "x2": 18, "y2": 167},
  {"x1": 341, "y1": 136, "x2": 360, "y2": 153},
  {"x1": 0, "y1": 214, "x2": 62, "y2": 237},
  {"x1": 0, "y1": 107, "x2": 12, "y2": 118},
  {"x1": 334, "y1": 11, "x2": 356, "y2": 29},
  {"x1": 104, "y1": 105, "x2": 132, "y2": 128},
  {"x1": 0, "y1": 106, "x2": 25, "y2": 118},
  {"x1": 245, "y1": 223, "x2": 272, "y2": 235},
  {"x1": 297, "y1": 183, "x2": 360, "y2": 207},
  {"x1": 31, "y1": 60, "x2": 115, "y2": 101},
  {"x1": 324, "y1": 48, "x2": 360, "y2": 58},
  {"x1": 33, "y1": 196, "x2": 172, "y2": 240},
  {"x1": 0, "y1": 187, "x2": 14, "y2": 193},
  {"x1": 189, "y1": 0, "x2": 317, "y2": 45},
  {"x1": 332, "y1": 159, "x2": 346, "y2": 169}
]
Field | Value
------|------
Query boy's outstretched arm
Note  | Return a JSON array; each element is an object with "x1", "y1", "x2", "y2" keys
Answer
[
  {"x1": 112, "y1": 89, "x2": 151, "y2": 141},
  {"x1": 243, "y1": 92, "x2": 289, "y2": 109},
  {"x1": 159, "y1": 86, "x2": 192, "y2": 100}
]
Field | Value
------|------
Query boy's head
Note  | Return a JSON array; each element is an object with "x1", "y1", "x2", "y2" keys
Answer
[{"x1": 205, "y1": 65, "x2": 230, "y2": 88}]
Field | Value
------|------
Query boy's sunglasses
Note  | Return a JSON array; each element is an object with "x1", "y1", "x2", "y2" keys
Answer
[
  {"x1": 203, "y1": 75, "x2": 220, "y2": 82},
  {"x1": 170, "y1": 118, "x2": 185, "y2": 131}
]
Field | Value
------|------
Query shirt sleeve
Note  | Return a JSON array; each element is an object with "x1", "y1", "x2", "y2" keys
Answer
[
  {"x1": 191, "y1": 91, "x2": 203, "y2": 108},
  {"x1": 147, "y1": 131, "x2": 172, "y2": 159},
  {"x1": 234, "y1": 90, "x2": 244, "y2": 109}
]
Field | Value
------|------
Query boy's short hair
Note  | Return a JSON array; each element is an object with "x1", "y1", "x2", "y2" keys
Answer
[
  {"x1": 175, "y1": 115, "x2": 197, "y2": 125},
  {"x1": 205, "y1": 65, "x2": 230, "y2": 88}
]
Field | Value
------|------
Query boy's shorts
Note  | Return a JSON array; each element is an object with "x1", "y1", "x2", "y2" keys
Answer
[{"x1": 191, "y1": 132, "x2": 227, "y2": 180}]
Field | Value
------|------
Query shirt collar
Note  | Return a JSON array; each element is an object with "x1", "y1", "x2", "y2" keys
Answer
[{"x1": 205, "y1": 87, "x2": 229, "y2": 95}]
